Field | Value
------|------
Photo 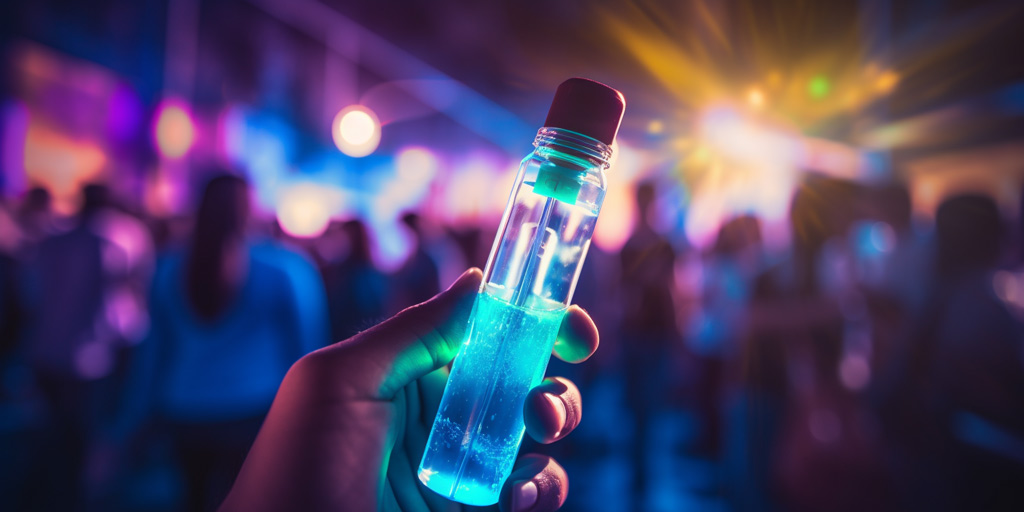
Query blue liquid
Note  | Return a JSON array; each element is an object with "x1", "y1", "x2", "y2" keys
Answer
[{"x1": 418, "y1": 288, "x2": 564, "y2": 506}]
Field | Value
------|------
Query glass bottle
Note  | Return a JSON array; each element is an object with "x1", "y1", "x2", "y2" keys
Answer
[{"x1": 418, "y1": 78, "x2": 625, "y2": 506}]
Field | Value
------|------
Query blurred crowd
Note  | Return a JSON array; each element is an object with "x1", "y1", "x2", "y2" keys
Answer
[{"x1": 1, "y1": 169, "x2": 1024, "y2": 512}]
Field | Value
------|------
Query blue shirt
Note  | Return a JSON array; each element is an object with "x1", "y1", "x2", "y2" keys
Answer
[{"x1": 127, "y1": 239, "x2": 328, "y2": 424}]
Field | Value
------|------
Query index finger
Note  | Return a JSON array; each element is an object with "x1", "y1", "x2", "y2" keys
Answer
[{"x1": 552, "y1": 305, "x2": 599, "y2": 364}]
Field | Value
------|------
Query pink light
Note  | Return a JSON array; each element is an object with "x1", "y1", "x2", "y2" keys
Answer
[
  {"x1": 447, "y1": 164, "x2": 491, "y2": 220},
  {"x1": 153, "y1": 99, "x2": 196, "y2": 159},
  {"x1": 839, "y1": 354, "x2": 871, "y2": 391},
  {"x1": 216, "y1": 104, "x2": 246, "y2": 165},
  {"x1": 107, "y1": 83, "x2": 144, "y2": 143},
  {"x1": 593, "y1": 184, "x2": 635, "y2": 252},
  {"x1": 440, "y1": 152, "x2": 509, "y2": 224}
]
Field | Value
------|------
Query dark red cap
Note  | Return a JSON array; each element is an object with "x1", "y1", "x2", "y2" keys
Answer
[{"x1": 543, "y1": 77, "x2": 626, "y2": 146}]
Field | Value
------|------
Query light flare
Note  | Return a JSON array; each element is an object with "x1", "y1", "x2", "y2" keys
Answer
[{"x1": 332, "y1": 105, "x2": 381, "y2": 157}]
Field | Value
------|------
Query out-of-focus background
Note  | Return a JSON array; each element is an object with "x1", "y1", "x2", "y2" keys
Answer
[{"x1": 2, "y1": 0, "x2": 1024, "y2": 510}]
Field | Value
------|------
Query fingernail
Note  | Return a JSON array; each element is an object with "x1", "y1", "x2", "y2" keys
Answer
[
  {"x1": 544, "y1": 392, "x2": 567, "y2": 438},
  {"x1": 512, "y1": 480, "x2": 538, "y2": 512},
  {"x1": 447, "y1": 268, "x2": 479, "y2": 290}
]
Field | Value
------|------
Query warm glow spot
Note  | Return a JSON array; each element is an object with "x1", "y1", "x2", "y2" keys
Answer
[
  {"x1": 339, "y1": 111, "x2": 374, "y2": 145},
  {"x1": 875, "y1": 70, "x2": 900, "y2": 93},
  {"x1": 446, "y1": 161, "x2": 494, "y2": 221},
  {"x1": 396, "y1": 146, "x2": 439, "y2": 183},
  {"x1": 154, "y1": 100, "x2": 196, "y2": 159},
  {"x1": 332, "y1": 106, "x2": 381, "y2": 157},
  {"x1": 747, "y1": 88, "x2": 765, "y2": 108},
  {"x1": 647, "y1": 119, "x2": 664, "y2": 134},
  {"x1": 593, "y1": 183, "x2": 635, "y2": 252},
  {"x1": 23, "y1": 122, "x2": 107, "y2": 213},
  {"x1": 843, "y1": 90, "x2": 861, "y2": 107},
  {"x1": 277, "y1": 183, "x2": 334, "y2": 238}
]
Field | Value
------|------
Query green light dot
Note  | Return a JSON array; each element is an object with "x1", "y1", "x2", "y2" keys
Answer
[{"x1": 808, "y1": 75, "x2": 830, "y2": 99}]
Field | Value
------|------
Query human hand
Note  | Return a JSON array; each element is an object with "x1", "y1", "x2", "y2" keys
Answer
[{"x1": 221, "y1": 268, "x2": 599, "y2": 512}]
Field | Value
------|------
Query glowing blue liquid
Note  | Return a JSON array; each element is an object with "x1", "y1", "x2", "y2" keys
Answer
[{"x1": 418, "y1": 289, "x2": 564, "y2": 506}]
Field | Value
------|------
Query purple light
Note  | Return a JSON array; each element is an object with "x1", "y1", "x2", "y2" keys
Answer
[
  {"x1": 2, "y1": 101, "x2": 30, "y2": 196},
  {"x1": 107, "y1": 83, "x2": 144, "y2": 143}
]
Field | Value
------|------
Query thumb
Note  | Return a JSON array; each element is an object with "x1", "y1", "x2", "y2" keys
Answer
[{"x1": 337, "y1": 268, "x2": 481, "y2": 399}]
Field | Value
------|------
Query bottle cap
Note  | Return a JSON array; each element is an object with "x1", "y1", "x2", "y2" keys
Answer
[{"x1": 543, "y1": 77, "x2": 626, "y2": 147}]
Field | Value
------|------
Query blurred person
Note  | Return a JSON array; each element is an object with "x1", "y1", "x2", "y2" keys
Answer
[
  {"x1": 618, "y1": 181, "x2": 681, "y2": 497},
  {"x1": 221, "y1": 268, "x2": 601, "y2": 512},
  {"x1": 564, "y1": 242, "x2": 621, "y2": 385},
  {"x1": 448, "y1": 224, "x2": 488, "y2": 270},
  {"x1": 391, "y1": 212, "x2": 441, "y2": 312},
  {"x1": 324, "y1": 219, "x2": 390, "y2": 341},
  {"x1": 538, "y1": 241, "x2": 622, "y2": 474},
  {"x1": 1014, "y1": 182, "x2": 1024, "y2": 267},
  {"x1": 114, "y1": 174, "x2": 328, "y2": 512},
  {"x1": 688, "y1": 214, "x2": 763, "y2": 459},
  {"x1": 878, "y1": 194, "x2": 1024, "y2": 511},
  {"x1": 308, "y1": 220, "x2": 349, "y2": 270},
  {"x1": 80, "y1": 184, "x2": 156, "y2": 356},
  {"x1": 16, "y1": 186, "x2": 61, "y2": 245},
  {"x1": 735, "y1": 176, "x2": 894, "y2": 512},
  {"x1": 0, "y1": 200, "x2": 31, "y2": 507},
  {"x1": 858, "y1": 184, "x2": 931, "y2": 359},
  {"x1": 18, "y1": 183, "x2": 152, "y2": 510},
  {"x1": 0, "y1": 201, "x2": 23, "y2": 359}
]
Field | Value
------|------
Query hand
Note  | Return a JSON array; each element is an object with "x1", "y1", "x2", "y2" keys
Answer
[{"x1": 221, "y1": 268, "x2": 599, "y2": 512}]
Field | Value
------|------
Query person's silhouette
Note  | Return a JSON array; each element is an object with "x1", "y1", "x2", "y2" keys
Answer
[
  {"x1": 117, "y1": 174, "x2": 327, "y2": 511},
  {"x1": 325, "y1": 219, "x2": 390, "y2": 341},
  {"x1": 393, "y1": 212, "x2": 441, "y2": 311},
  {"x1": 618, "y1": 181, "x2": 680, "y2": 494}
]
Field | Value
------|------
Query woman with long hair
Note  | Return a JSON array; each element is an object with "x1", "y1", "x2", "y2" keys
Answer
[{"x1": 117, "y1": 173, "x2": 327, "y2": 511}]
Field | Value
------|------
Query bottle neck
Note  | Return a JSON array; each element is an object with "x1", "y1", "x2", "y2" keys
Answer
[{"x1": 533, "y1": 127, "x2": 613, "y2": 170}]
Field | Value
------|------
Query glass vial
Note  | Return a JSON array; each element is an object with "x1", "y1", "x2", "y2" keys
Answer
[{"x1": 418, "y1": 78, "x2": 625, "y2": 506}]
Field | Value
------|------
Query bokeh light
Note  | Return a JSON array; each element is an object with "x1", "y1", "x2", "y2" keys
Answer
[
  {"x1": 1, "y1": 101, "x2": 30, "y2": 197},
  {"x1": 868, "y1": 221, "x2": 896, "y2": 253},
  {"x1": 875, "y1": 70, "x2": 900, "y2": 93},
  {"x1": 839, "y1": 354, "x2": 871, "y2": 391},
  {"x1": 808, "y1": 75, "x2": 831, "y2": 99},
  {"x1": 396, "y1": 146, "x2": 439, "y2": 183},
  {"x1": 332, "y1": 105, "x2": 381, "y2": 157},
  {"x1": 595, "y1": 141, "x2": 642, "y2": 252},
  {"x1": 681, "y1": 107, "x2": 804, "y2": 248},
  {"x1": 443, "y1": 153, "x2": 505, "y2": 223},
  {"x1": 747, "y1": 88, "x2": 765, "y2": 108},
  {"x1": 3, "y1": 2, "x2": 1024, "y2": 510},
  {"x1": 153, "y1": 99, "x2": 196, "y2": 159},
  {"x1": 23, "y1": 123, "x2": 107, "y2": 214},
  {"x1": 276, "y1": 183, "x2": 336, "y2": 238}
]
